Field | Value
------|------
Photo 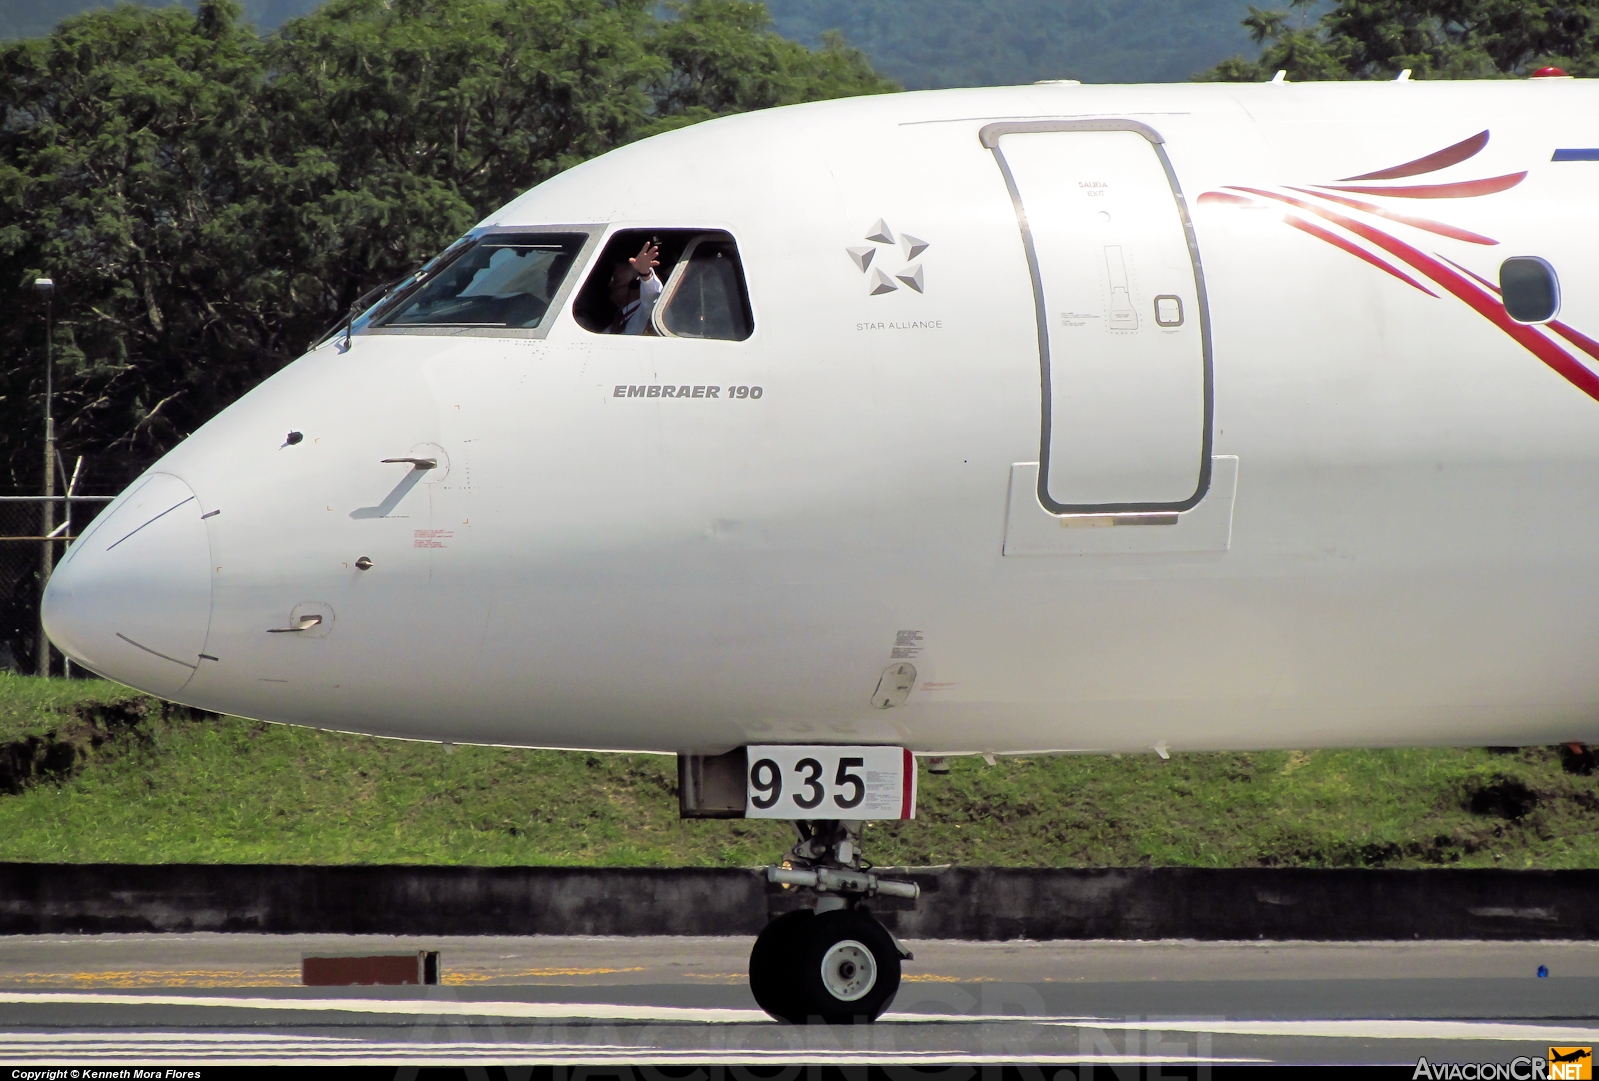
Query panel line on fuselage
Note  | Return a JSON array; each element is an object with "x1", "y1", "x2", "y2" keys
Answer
[{"x1": 982, "y1": 119, "x2": 1214, "y2": 515}]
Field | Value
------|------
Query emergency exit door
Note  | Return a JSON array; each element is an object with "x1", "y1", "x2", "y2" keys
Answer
[{"x1": 982, "y1": 120, "x2": 1213, "y2": 513}]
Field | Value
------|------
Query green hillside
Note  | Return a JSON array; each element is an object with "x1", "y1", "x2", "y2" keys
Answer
[{"x1": 2, "y1": 674, "x2": 1597, "y2": 868}]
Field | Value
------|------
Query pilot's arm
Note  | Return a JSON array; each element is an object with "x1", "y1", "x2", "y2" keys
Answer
[
  {"x1": 623, "y1": 271, "x2": 663, "y2": 334},
  {"x1": 604, "y1": 240, "x2": 663, "y2": 334}
]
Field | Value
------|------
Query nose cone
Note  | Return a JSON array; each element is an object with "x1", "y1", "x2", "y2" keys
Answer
[{"x1": 43, "y1": 472, "x2": 213, "y2": 698}]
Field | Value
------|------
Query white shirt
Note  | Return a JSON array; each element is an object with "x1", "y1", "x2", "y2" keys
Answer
[{"x1": 613, "y1": 272, "x2": 663, "y2": 334}]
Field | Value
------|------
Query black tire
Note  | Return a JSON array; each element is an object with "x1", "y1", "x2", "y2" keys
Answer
[
  {"x1": 782, "y1": 908, "x2": 902, "y2": 1025},
  {"x1": 749, "y1": 908, "x2": 812, "y2": 1021}
]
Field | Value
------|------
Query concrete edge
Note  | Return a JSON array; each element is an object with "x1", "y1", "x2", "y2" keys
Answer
[{"x1": 1, "y1": 864, "x2": 1595, "y2": 939}]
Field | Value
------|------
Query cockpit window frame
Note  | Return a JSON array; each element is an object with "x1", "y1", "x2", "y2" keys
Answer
[
  {"x1": 649, "y1": 232, "x2": 755, "y2": 341},
  {"x1": 359, "y1": 224, "x2": 604, "y2": 340}
]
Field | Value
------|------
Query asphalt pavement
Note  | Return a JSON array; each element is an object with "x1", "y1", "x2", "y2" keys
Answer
[{"x1": 1, "y1": 934, "x2": 1595, "y2": 1065}]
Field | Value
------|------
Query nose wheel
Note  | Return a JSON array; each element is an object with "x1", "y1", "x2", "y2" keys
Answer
[
  {"x1": 749, "y1": 819, "x2": 917, "y2": 1023},
  {"x1": 749, "y1": 906, "x2": 902, "y2": 1024}
]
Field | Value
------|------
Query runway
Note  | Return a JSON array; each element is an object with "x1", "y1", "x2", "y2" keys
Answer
[{"x1": 1, "y1": 935, "x2": 1596, "y2": 1065}]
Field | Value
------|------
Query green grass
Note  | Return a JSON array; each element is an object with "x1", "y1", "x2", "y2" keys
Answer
[
  {"x1": 0, "y1": 672, "x2": 145, "y2": 741},
  {"x1": 1, "y1": 674, "x2": 1596, "y2": 867}
]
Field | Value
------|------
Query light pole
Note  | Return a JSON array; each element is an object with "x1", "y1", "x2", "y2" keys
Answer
[{"x1": 33, "y1": 277, "x2": 53, "y2": 678}]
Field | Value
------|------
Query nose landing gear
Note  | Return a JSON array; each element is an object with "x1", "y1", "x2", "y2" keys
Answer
[{"x1": 749, "y1": 820, "x2": 918, "y2": 1024}]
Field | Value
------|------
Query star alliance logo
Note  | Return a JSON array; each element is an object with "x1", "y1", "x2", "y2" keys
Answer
[{"x1": 846, "y1": 219, "x2": 927, "y2": 296}]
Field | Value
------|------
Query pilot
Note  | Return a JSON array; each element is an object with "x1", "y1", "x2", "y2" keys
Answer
[{"x1": 605, "y1": 239, "x2": 662, "y2": 334}]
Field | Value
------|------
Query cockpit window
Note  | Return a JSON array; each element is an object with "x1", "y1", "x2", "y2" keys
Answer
[
  {"x1": 374, "y1": 233, "x2": 586, "y2": 329},
  {"x1": 654, "y1": 235, "x2": 753, "y2": 341},
  {"x1": 572, "y1": 228, "x2": 752, "y2": 340}
]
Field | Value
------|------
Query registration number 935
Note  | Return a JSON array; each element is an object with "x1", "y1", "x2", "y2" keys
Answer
[{"x1": 744, "y1": 745, "x2": 917, "y2": 820}]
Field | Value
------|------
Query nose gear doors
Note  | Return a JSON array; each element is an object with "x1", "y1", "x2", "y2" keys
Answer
[{"x1": 983, "y1": 120, "x2": 1214, "y2": 514}]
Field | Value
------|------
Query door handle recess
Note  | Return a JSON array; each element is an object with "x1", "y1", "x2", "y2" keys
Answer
[
  {"x1": 382, "y1": 457, "x2": 437, "y2": 470},
  {"x1": 268, "y1": 614, "x2": 323, "y2": 634}
]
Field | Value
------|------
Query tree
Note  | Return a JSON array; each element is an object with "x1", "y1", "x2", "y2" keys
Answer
[
  {"x1": 1199, "y1": 0, "x2": 1599, "y2": 81},
  {"x1": 647, "y1": 0, "x2": 895, "y2": 131},
  {"x1": 0, "y1": 0, "x2": 274, "y2": 476},
  {"x1": 259, "y1": 0, "x2": 666, "y2": 331}
]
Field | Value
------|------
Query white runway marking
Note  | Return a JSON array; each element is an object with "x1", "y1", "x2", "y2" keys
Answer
[
  {"x1": 5, "y1": 991, "x2": 1593, "y2": 1042},
  {"x1": 1046, "y1": 1017, "x2": 1599, "y2": 1043},
  {"x1": 0, "y1": 1033, "x2": 1259, "y2": 1066}
]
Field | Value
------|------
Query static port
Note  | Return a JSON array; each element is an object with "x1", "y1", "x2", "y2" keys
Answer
[{"x1": 355, "y1": 556, "x2": 374, "y2": 570}]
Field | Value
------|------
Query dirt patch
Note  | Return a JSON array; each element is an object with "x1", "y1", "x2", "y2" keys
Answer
[
  {"x1": 1467, "y1": 776, "x2": 1541, "y2": 821},
  {"x1": 1560, "y1": 743, "x2": 1596, "y2": 776},
  {"x1": 0, "y1": 699, "x2": 209, "y2": 795}
]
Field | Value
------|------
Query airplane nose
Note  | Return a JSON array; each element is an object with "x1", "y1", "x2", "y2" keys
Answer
[{"x1": 42, "y1": 472, "x2": 213, "y2": 699}]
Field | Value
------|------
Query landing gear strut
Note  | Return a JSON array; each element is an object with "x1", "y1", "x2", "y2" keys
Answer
[{"x1": 749, "y1": 820, "x2": 918, "y2": 1024}]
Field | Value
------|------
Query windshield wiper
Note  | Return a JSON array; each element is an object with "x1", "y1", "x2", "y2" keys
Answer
[
  {"x1": 317, "y1": 235, "x2": 479, "y2": 352},
  {"x1": 331, "y1": 276, "x2": 412, "y2": 352}
]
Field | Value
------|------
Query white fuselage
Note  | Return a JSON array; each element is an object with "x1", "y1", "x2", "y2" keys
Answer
[{"x1": 42, "y1": 80, "x2": 1599, "y2": 756}]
